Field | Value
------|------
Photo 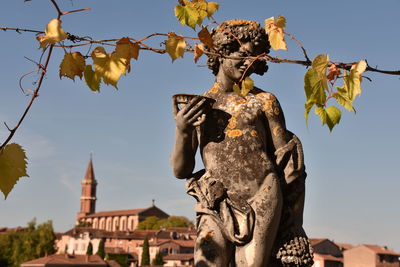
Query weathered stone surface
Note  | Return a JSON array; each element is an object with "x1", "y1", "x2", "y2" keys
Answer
[{"x1": 171, "y1": 20, "x2": 313, "y2": 266}]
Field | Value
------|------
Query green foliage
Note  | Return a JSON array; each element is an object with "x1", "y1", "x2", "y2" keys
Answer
[
  {"x1": 0, "y1": 219, "x2": 55, "y2": 267},
  {"x1": 174, "y1": 0, "x2": 219, "y2": 30},
  {"x1": 108, "y1": 254, "x2": 129, "y2": 267},
  {"x1": 0, "y1": 143, "x2": 29, "y2": 199},
  {"x1": 141, "y1": 236, "x2": 150, "y2": 266},
  {"x1": 233, "y1": 77, "x2": 254, "y2": 97},
  {"x1": 152, "y1": 251, "x2": 165, "y2": 266},
  {"x1": 96, "y1": 239, "x2": 106, "y2": 259},
  {"x1": 137, "y1": 216, "x2": 194, "y2": 230},
  {"x1": 86, "y1": 242, "x2": 93, "y2": 255},
  {"x1": 304, "y1": 55, "x2": 365, "y2": 131},
  {"x1": 315, "y1": 106, "x2": 341, "y2": 132}
]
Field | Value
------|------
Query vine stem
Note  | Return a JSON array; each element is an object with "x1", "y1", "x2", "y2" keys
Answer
[
  {"x1": 284, "y1": 31, "x2": 311, "y2": 64},
  {"x1": 0, "y1": 0, "x2": 61, "y2": 150},
  {"x1": 0, "y1": 27, "x2": 44, "y2": 34},
  {"x1": 0, "y1": 45, "x2": 55, "y2": 150}
]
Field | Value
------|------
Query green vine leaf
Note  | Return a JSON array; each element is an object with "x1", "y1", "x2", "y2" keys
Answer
[
  {"x1": 175, "y1": 4, "x2": 199, "y2": 30},
  {"x1": 315, "y1": 106, "x2": 341, "y2": 131},
  {"x1": 0, "y1": 143, "x2": 29, "y2": 199},
  {"x1": 233, "y1": 77, "x2": 254, "y2": 97},
  {"x1": 84, "y1": 65, "x2": 101, "y2": 92},
  {"x1": 304, "y1": 54, "x2": 329, "y2": 122},
  {"x1": 174, "y1": 0, "x2": 219, "y2": 30}
]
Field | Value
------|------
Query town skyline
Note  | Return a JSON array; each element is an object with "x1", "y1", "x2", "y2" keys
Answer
[{"x1": 1, "y1": 0, "x2": 399, "y2": 253}]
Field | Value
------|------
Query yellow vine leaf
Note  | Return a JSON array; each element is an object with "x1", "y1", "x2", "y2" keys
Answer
[
  {"x1": 36, "y1": 19, "x2": 68, "y2": 49},
  {"x1": 91, "y1": 46, "x2": 129, "y2": 88},
  {"x1": 84, "y1": 65, "x2": 101, "y2": 92},
  {"x1": 59, "y1": 52, "x2": 86, "y2": 81},
  {"x1": 198, "y1": 26, "x2": 213, "y2": 48},
  {"x1": 349, "y1": 60, "x2": 367, "y2": 99},
  {"x1": 233, "y1": 77, "x2": 254, "y2": 97},
  {"x1": 0, "y1": 143, "x2": 29, "y2": 199},
  {"x1": 265, "y1": 16, "x2": 287, "y2": 51},
  {"x1": 206, "y1": 2, "x2": 219, "y2": 17},
  {"x1": 166, "y1": 33, "x2": 186, "y2": 62},
  {"x1": 115, "y1": 37, "x2": 139, "y2": 73},
  {"x1": 241, "y1": 77, "x2": 254, "y2": 96},
  {"x1": 194, "y1": 43, "x2": 204, "y2": 63}
]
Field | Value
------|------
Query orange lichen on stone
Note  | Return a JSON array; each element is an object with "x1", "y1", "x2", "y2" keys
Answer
[
  {"x1": 250, "y1": 129, "x2": 258, "y2": 137},
  {"x1": 235, "y1": 99, "x2": 247, "y2": 105},
  {"x1": 262, "y1": 100, "x2": 274, "y2": 115},
  {"x1": 208, "y1": 82, "x2": 219, "y2": 93},
  {"x1": 228, "y1": 117, "x2": 237, "y2": 129},
  {"x1": 221, "y1": 19, "x2": 259, "y2": 29},
  {"x1": 274, "y1": 107, "x2": 280, "y2": 115},
  {"x1": 227, "y1": 129, "x2": 243, "y2": 138},
  {"x1": 273, "y1": 126, "x2": 284, "y2": 137},
  {"x1": 256, "y1": 92, "x2": 275, "y2": 101}
]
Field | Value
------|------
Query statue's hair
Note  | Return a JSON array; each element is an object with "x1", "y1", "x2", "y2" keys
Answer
[{"x1": 206, "y1": 20, "x2": 271, "y2": 76}]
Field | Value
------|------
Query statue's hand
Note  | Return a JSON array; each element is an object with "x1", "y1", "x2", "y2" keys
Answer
[{"x1": 174, "y1": 96, "x2": 207, "y2": 133}]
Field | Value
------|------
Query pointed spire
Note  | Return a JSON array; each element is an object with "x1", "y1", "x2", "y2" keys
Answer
[{"x1": 84, "y1": 154, "x2": 95, "y2": 181}]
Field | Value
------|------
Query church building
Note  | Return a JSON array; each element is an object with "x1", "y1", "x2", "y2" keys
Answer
[{"x1": 76, "y1": 157, "x2": 169, "y2": 232}]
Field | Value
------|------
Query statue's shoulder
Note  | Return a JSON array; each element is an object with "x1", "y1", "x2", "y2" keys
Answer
[
  {"x1": 202, "y1": 82, "x2": 220, "y2": 97},
  {"x1": 251, "y1": 87, "x2": 277, "y2": 102}
]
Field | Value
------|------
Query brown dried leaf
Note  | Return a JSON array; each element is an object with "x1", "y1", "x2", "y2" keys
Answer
[
  {"x1": 194, "y1": 43, "x2": 204, "y2": 63},
  {"x1": 198, "y1": 26, "x2": 213, "y2": 48}
]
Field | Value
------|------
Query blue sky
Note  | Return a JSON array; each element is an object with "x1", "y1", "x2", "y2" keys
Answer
[{"x1": 1, "y1": 0, "x2": 399, "y2": 251}]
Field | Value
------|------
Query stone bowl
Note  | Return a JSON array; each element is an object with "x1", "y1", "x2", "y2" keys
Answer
[{"x1": 172, "y1": 94, "x2": 215, "y2": 115}]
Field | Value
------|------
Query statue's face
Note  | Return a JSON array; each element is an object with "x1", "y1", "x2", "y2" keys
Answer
[{"x1": 219, "y1": 42, "x2": 256, "y2": 83}]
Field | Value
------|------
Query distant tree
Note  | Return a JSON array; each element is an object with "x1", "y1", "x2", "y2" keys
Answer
[
  {"x1": 137, "y1": 216, "x2": 160, "y2": 230},
  {"x1": 0, "y1": 219, "x2": 56, "y2": 267},
  {"x1": 108, "y1": 254, "x2": 129, "y2": 267},
  {"x1": 96, "y1": 239, "x2": 106, "y2": 259},
  {"x1": 137, "y1": 216, "x2": 193, "y2": 230},
  {"x1": 141, "y1": 236, "x2": 150, "y2": 266},
  {"x1": 86, "y1": 242, "x2": 93, "y2": 255},
  {"x1": 151, "y1": 251, "x2": 164, "y2": 266},
  {"x1": 76, "y1": 220, "x2": 92, "y2": 228}
]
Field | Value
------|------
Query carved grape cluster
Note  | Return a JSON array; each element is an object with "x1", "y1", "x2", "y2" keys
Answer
[{"x1": 276, "y1": 236, "x2": 314, "y2": 266}]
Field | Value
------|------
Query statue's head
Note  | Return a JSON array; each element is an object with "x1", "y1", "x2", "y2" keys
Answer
[{"x1": 206, "y1": 20, "x2": 270, "y2": 76}]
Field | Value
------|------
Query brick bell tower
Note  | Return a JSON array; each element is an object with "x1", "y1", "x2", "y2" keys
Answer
[{"x1": 76, "y1": 155, "x2": 97, "y2": 222}]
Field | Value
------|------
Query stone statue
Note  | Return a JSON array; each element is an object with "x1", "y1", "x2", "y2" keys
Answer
[{"x1": 171, "y1": 20, "x2": 313, "y2": 267}]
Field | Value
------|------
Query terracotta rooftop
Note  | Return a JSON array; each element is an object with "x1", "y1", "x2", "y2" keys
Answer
[
  {"x1": 309, "y1": 238, "x2": 329, "y2": 247},
  {"x1": 150, "y1": 239, "x2": 195, "y2": 248},
  {"x1": 84, "y1": 208, "x2": 146, "y2": 218},
  {"x1": 336, "y1": 242, "x2": 354, "y2": 251},
  {"x1": 62, "y1": 227, "x2": 194, "y2": 241},
  {"x1": 164, "y1": 253, "x2": 194, "y2": 261},
  {"x1": 0, "y1": 226, "x2": 26, "y2": 233},
  {"x1": 105, "y1": 260, "x2": 121, "y2": 267},
  {"x1": 314, "y1": 252, "x2": 343, "y2": 262},
  {"x1": 168, "y1": 227, "x2": 197, "y2": 234},
  {"x1": 21, "y1": 254, "x2": 109, "y2": 266},
  {"x1": 362, "y1": 244, "x2": 400, "y2": 256}
]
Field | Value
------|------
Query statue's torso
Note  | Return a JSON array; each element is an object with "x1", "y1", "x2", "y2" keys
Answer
[{"x1": 199, "y1": 85, "x2": 279, "y2": 200}]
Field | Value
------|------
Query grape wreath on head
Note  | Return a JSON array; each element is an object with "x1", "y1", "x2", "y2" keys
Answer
[{"x1": 206, "y1": 20, "x2": 271, "y2": 76}]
